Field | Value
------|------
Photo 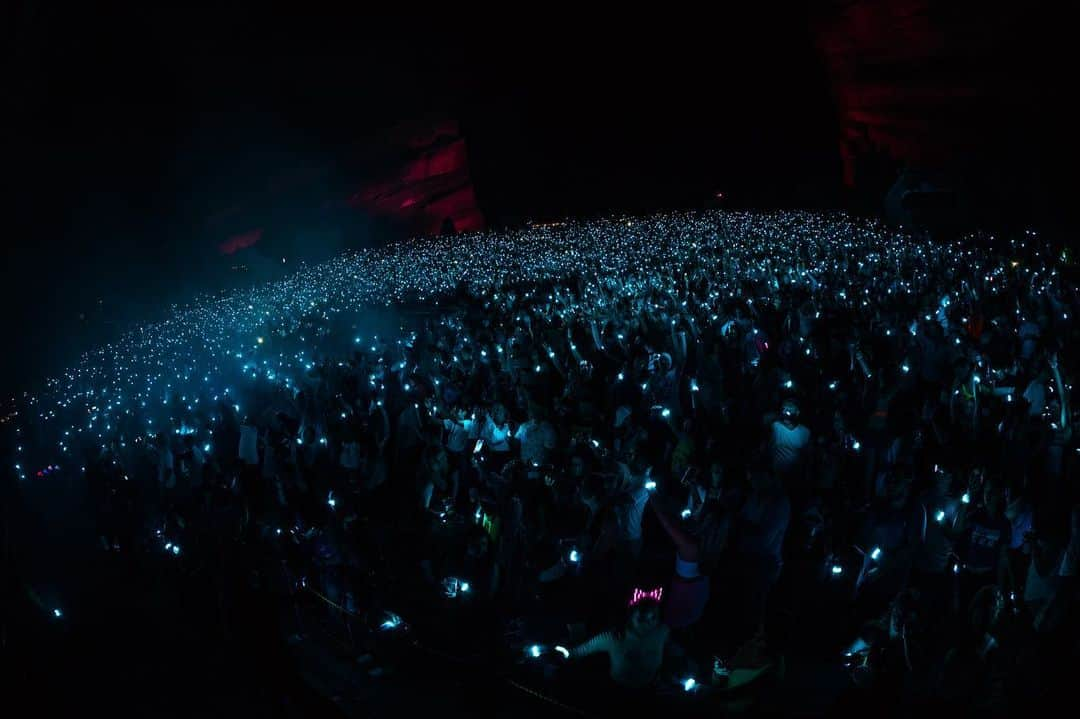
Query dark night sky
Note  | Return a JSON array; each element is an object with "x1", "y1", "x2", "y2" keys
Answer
[{"x1": 2, "y1": 4, "x2": 1064, "y2": 397}]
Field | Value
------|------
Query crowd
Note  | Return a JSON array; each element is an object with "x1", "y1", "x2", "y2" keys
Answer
[{"x1": 8, "y1": 210, "x2": 1079, "y2": 713}]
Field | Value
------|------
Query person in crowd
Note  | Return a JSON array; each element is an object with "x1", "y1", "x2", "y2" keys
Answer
[
  {"x1": 568, "y1": 596, "x2": 673, "y2": 689},
  {"x1": 768, "y1": 399, "x2": 811, "y2": 491},
  {"x1": 730, "y1": 466, "x2": 791, "y2": 642}
]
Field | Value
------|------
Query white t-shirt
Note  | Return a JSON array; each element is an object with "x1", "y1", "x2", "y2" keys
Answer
[
  {"x1": 771, "y1": 421, "x2": 810, "y2": 475},
  {"x1": 515, "y1": 420, "x2": 557, "y2": 466},
  {"x1": 615, "y1": 463, "x2": 652, "y2": 541},
  {"x1": 442, "y1": 418, "x2": 475, "y2": 453},
  {"x1": 571, "y1": 626, "x2": 669, "y2": 688},
  {"x1": 481, "y1": 416, "x2": 512, "y2": 453}
]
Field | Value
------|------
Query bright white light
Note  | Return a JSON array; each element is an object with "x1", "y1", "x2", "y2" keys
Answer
[
  {"x1": 380, "y1": 612, "x2": 404, "y2": 630},
  {"x1": 682, "y1": 677, "x2": 696, "y2": 692},
  {"x1": 870, "y1": 547, "x2": 882, "y2": 561}
]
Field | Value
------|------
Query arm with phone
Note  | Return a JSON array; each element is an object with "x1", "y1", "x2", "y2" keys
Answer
[{"x1": 1048, "y1": 351, "x2": 1071, "y2": 440}]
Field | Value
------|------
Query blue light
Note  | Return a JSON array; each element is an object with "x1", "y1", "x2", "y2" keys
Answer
[
  {"x1": 529, "y1": 645, "x2": 542, "y2": 658},
  {"x1": 644, "y1": 479, "x2": 657, "y2": 491},
  {"x1": 870, "y1": 546, "x2": 882, "y2": 561},
  {"x1": 555, "y1": 645, "x2": 570, "y2": 659},
  {"x1": 831, "y1": 564, "x2": 843, "y2": 576},
  {"x1": 935, "y1": 509, "x2": 946, "y2": 523},
  {"x1": 171, "y1": 544, "x2": 180, "y2": 556},
  {"x1": 961, "y1": 492, "x2": 970, "y2": 504},
  {"x1": 568, "y1": 549, "x2": 580, "y2": 563},
  {"x1": 460, "y1": 582, "x2": 470, "y2": 593},
  {"x1": 53, "y1": 608, "x2": 63, "y2": 618},
  {"x1": 681, "y1": 508, "x2": 692, "y2": 519},
  {"x1": 380, "y1": 612, "x2": 404, "y2": 630},
  {"x1": 682, "y1": 677, "x2": 697, "y2": 692}
]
